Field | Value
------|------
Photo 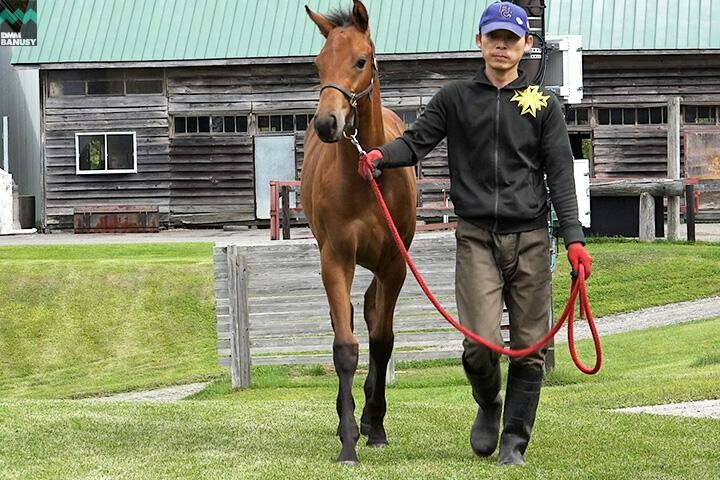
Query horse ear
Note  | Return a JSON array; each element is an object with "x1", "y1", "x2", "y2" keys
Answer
[
  {"x1": 305, "y1": 5, "x2": 335, "y2": 38},
  {"x1": 352, "y1": 0, "x2": 370, "y2": 33}
]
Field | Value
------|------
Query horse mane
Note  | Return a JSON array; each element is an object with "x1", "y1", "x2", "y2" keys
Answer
[{"x1": 326, "y1": 8, "x2": 355, "y2": 28}]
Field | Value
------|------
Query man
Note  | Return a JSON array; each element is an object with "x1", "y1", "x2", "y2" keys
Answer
[{"x1": 359, "y1": 1, "x2": 592, "y2": 466}]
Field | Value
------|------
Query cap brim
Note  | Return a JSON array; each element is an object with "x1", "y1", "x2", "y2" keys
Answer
[{"x1": 480, "y1": 21, "x2": 526, "y2": 37}]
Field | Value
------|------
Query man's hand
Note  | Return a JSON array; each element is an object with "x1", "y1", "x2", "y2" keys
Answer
[
  {"x1": 567, "y1": 242, "x2": 592, "y2": 279},
  {"x1": 358, "y1": 149, "x2": 384, "y2": 181}
]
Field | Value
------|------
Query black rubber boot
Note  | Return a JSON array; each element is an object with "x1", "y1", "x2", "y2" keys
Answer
[
  {"x1": 498, "y1": 363, "x2": 544, "y2": 466},
  {"x1": 462, "y1": 354, "x2": 502, "y2": 457}
]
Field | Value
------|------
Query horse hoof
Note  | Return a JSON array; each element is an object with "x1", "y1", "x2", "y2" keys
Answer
[
  {"x1": 336, "y1": 448, "x2": 359, "y2": 465},
  {"x1": 366, "y1": 440, "x2": 387, "y2": 448}
]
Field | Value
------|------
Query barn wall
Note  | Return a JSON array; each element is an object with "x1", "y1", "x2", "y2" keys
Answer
[
  {"x1": 42, "y1": 70, "x2": 170, "y2": 231},
  {"x1": 39, "y1": 54, "x2": 720, "y2": 229},
  {"x1": 582, "y1": 54, "x2": 720, "y2": 178}
]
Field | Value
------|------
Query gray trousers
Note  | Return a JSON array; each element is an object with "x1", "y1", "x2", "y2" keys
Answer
[{"x1": 455, "y1": 219, "x2": 551, "y2": 369}]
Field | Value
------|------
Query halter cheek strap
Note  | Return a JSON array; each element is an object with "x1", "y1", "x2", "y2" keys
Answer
[{"x1": 317, "y1": 57, "x2": 378, "y2": 135}]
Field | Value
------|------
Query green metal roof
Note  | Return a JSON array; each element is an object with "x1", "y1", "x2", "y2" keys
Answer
[
  {"x1": 12, "y1": 0, "x2": 720, "y2": 66},
  {"x1": 547, "y1": 0, "x2": 720, "y2": 50}
]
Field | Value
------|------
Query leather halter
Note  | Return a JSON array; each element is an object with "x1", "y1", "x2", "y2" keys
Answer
[{"x1": 318, "y1": 57, "x2": 378, "y2": 136}]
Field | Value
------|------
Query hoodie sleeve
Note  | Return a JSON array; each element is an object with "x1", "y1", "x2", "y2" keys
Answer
[
  {"x1": 377, "y1": 85, "x2": 450, "y2": 168},
  {"x1": 541, "y1": 94, "x2": 586, "y2": 247}
]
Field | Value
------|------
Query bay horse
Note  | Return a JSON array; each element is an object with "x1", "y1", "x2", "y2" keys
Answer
[{"x1": 302, "y1": 0, "x2": 417, "y2": 465}]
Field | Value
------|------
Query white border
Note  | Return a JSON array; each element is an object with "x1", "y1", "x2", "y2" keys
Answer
[{"x1": 75, "y1": 132, "x2": 137, "y2": 175}]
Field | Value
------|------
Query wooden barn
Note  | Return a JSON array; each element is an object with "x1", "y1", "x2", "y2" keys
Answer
[{"x1": 11, "y1": 0, "x2": 720, "y2": 232}]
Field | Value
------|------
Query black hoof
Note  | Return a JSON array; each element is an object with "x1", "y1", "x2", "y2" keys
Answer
[
  {"x1": 361, "y1": 423, "x2": 388, "y2": 447},
  {"x1": 336, "y1": 450, "x2": 359, "y2": 465}
]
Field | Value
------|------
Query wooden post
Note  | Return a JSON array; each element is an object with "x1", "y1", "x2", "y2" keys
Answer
[
  {"x1": 281, "y1": 185, "x2": 291, "y2": 240},
  {"x1": 685, "y1": 184, "x2": 696, "y2": 242},
  {"x1": 667, "y1": 97, "x2": 682, "y2": 241},
  {"x1": 227, "y1": 246, "x2": 251, "y2": 389},
  {"x1": 269, "y1": 181, "x2": 279, "y2": 241},
  {"x1": 386, "y1": 354, "x2": 396, "y2": 386},
  {"x1": 639, "y1": 192, "x2": 656, "y2": 242}
]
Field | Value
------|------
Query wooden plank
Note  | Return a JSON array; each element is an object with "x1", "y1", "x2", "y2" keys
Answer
[{"x1": 227, "y1": 247, "x2": 251, "y2": 389}]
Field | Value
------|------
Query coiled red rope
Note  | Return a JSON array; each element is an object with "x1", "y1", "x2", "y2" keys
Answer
[{"x1": 368, "y1": 177, "x2": 603, "y2": 375}]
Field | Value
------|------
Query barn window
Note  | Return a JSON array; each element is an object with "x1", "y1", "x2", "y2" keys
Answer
[
  {"x1": 76, "y1": 132, "x2": 137, "y2": 174},
  {"x1": 684, "y1": 105, "x2": 718, "y2": 125},
  {"x1": 597, "y1": 107, "x2": 667, "y2": 126},
  {"x1": 174, "y1": 115, "x2": 249, "y2": 135},
  {"x1": 255, "y1": 113, "x2": 314, "y2": 133},
  {"x1": 49, "y1": 70, "x2": 164, "y2": 97},
  {"x1": 565, "y1": 107, "x2": 590, "y2": 126},
  {"x1": 87, "y1": 80, "x2": 125, "y2": 95},
  {"x1": 49, "y1": 81, "x2": 85, "y2": 96},
  {"x1": 392, "y1": 108, "x2": 420, "y2": 127}
]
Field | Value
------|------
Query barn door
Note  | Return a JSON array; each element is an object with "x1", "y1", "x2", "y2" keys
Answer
[{"x1": 254, "y1": 135, "x2": 296, "y2": 220}]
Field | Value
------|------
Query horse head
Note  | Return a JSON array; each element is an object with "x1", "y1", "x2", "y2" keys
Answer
[{"x1": 306, "y1": 0, "x2": 376, "y2": 143}]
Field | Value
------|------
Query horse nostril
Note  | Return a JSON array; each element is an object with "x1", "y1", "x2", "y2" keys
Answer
[{"x1": 314, "y1": 115, "x2": 339, "y2": 141}]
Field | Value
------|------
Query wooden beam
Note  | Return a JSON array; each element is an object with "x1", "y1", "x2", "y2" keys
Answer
[{"x1": 589, "y1": 178, "x2": 684, "y2": 197}]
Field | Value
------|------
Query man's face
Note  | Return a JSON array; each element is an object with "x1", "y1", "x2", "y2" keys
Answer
[{"x1": 476, "y1": 30, "x2": 532, "y2": 72}]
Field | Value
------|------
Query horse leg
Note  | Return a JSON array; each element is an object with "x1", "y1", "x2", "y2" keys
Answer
[
  {"x1": 320, "y1": 251, "x2": 360, "y2": 464},
  {"x1": 361, "y1": 256, "x2": 406, "y2": 447}
]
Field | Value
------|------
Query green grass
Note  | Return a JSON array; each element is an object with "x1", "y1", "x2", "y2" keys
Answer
[
  {"x1": 0, "y1": 319, "x2": 719, "y2": 480},
  {"x1": 0, "y1": 240, "x2": 719, "y2": 400},
  {"x1": 0, "y1": 244, "x2": 223, "y2": 399}
]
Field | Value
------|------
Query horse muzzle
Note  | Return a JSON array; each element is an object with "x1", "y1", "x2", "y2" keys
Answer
[{"x1": 314, "y1": 114, "x2": 341, "y2": 142}]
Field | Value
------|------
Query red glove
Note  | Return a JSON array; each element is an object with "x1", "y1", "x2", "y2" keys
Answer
[
  {"x1": 358, "y1": 149, "x2": 384, "y2": 181},
  {"x1": 567, "y1": 242, "x2": 592, "y2": 279}
]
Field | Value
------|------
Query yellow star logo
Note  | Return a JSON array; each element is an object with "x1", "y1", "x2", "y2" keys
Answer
[{"x1": 510, "y1": 85, "x2": 550, "y2": 118}]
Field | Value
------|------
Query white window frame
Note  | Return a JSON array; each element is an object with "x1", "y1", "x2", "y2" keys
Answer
[{"x1": 75, "y1": 132, "x2": 137, "y2": 175}]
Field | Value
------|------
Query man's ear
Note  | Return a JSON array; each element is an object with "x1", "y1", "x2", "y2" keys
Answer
[
  {"x1": 476, "y1": 33, "x2": 482, "y2": 50},
  {"x1": 306, "y1": 5, "x2": 335, "y2": 37},
  {"x1": 524, "y1": 34, "x2": 534, "y2": 53}
]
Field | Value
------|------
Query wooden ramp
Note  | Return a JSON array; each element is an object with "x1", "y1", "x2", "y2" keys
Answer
[{"x1": 214, "y1": 232, "x2": 512, "y2": 368}]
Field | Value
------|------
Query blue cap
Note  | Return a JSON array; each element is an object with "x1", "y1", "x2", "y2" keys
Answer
[{"x1": 479, "y1": 1, "x2": 529, "y2": 37}]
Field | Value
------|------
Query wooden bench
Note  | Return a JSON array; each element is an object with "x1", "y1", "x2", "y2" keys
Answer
[{"x1": 73, "y1": 205, "x2": 160, "y2": 233}]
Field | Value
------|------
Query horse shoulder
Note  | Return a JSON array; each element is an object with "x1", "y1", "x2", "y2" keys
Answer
[{"x1": 381, "y1": 107, "x2": 406, "y2": 142}]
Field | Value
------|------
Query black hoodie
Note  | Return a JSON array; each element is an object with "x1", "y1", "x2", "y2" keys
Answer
[{"x1": 378, "y1": 69, "x2": 585, "y2": 247}]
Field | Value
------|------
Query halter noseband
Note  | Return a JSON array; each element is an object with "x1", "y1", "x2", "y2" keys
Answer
[{"x1": 318, "y1": 57, "x2": 378, "y2": 137}]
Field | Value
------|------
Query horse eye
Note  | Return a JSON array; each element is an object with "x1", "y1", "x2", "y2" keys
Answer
[{"x1": 355, "y1": 58, "x2": 367, "y2": 69}]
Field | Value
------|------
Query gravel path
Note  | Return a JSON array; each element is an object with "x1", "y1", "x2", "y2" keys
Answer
[
  {"x1": 92, "y1": 296, "x2": 720, "y2": 419},
  {"x1": 555, "y1": 295, "x2": 720, "y2": 342},
  {"x1": 91, "y1": 382, "x2": 209, "y2": 402},
  {"x1": 615, "y1": 400, "x2": 720, "y2": 420}
]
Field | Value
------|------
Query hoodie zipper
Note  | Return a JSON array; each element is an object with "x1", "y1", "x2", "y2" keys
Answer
[{"x1": 493, "y1": 89, "x2": 500, "y2": 230}]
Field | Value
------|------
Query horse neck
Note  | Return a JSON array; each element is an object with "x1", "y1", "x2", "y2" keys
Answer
[{"x1": 355, "y1": 87, "x2": 385, "y2": 150}]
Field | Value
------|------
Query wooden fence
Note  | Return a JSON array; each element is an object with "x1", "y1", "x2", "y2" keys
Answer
[{"x1": 214, "y1": 234, "x2": 530, "y2": 390}]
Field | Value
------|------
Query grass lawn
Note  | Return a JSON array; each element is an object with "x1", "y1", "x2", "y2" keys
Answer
[
  {"x1": 0, "y1": 240, "x2": 719, "y2": 399},
  {"x1": 0, "y1": 319, "x2": 719, "y2": 479},
  {"x1": 0, "y1": 244, "x2": 223, "y2": 399}
]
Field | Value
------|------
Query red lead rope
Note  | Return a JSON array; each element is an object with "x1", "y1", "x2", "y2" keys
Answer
[{"x1": 368, "y1": 177, "x2": 603, "y2": 375}]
